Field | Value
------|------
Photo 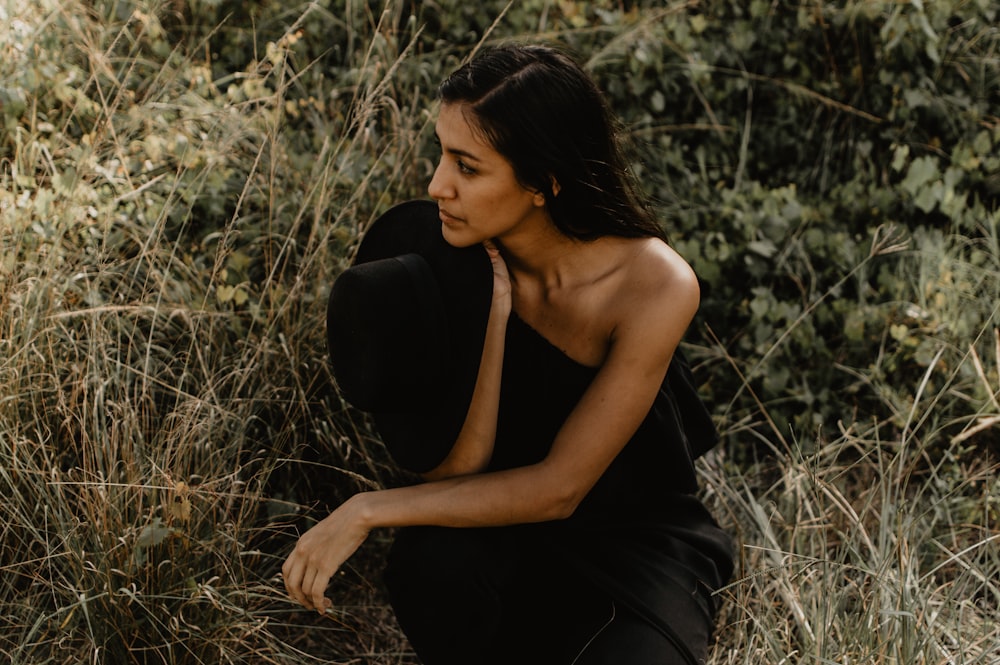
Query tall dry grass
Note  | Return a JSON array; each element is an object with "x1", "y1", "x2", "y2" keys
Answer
[
  {"x1": 701, "y1": 222, "x2": 1000, "y2": 663},
  {"x1": 1, "y1": 0, "x2": 433, "y2": 661}
]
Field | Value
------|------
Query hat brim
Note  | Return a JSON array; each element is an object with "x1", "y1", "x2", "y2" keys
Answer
[{"x1": 328, "y1": 199, "x2": 493, "y2": 473}]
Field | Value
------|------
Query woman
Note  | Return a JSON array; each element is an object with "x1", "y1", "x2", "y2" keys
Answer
[{"x1": 283, "y1": 43, "x2": 733, "y2": 664}]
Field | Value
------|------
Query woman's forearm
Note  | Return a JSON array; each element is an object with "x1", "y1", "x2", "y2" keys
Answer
[
  {"x1": 281, "y1": 457, "x2": 570, "y2": 614},
  {"x1": 357, "y1": 461, "x2": 576, "y2": 531},
  {"x1": 421, "y1": 302, "x2": 509, "y2": 480}
]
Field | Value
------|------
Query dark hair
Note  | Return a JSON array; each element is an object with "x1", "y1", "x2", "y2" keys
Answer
[{"x1": 438, "y1": 43, "x2": 666, "y2": 242}]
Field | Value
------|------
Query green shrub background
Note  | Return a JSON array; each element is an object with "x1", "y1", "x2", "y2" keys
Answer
[{"x1": 2, "y1": 0, "x2": 998, "y2": 663}]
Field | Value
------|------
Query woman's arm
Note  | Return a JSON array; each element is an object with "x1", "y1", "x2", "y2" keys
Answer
[
  {"x1": 282, "y1": 245, "x2": 700, "y2": 613},
  {"x1": 421, "y1": 240, "x2": 511, "y2": 480},
  {"x1": 359, "y1": 254, "x2": 702, "y2": 528}
]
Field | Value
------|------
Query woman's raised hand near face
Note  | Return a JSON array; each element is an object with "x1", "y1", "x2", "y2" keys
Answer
[{"x1": 483, "y1": 240, "x2": 511, "y2": 317}]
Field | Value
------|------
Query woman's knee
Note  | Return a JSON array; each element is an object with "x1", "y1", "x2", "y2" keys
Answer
[
  {"x1": 387, "y1": 527, "x2": 500, "y2": 590},
  {"x1": 384, "y1": 527, "x2": 521, "y2": 664},
  {"x1": 384, "y1": 525, "x2": 523, "y2": 616}
]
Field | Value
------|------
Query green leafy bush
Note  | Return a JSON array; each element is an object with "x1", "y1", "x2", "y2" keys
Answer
[{"x1": 566, "y1": 0, "x2": 999, "y2": 448}]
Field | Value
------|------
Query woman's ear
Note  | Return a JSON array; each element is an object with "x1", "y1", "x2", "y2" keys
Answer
[{"x1": 532, "y1": 176, "x2": 560, "y2": 207}]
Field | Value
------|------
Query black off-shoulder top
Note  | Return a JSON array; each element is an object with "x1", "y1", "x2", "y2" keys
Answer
[{"x1": 490, "y1": 311, "x2": 735, "y2": 649}]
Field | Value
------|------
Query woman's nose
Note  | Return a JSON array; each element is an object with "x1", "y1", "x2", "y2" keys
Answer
[{"x1": 427, "y1": 161, "x2": 451, "y2": 200}]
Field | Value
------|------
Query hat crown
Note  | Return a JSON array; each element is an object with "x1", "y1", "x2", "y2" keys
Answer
[
  {"x1": 328, "y1": 253, "x2": 449, "y2": 411},
  {"x1": 326, "y1": 200, "x2": 493, "y2": 472}
]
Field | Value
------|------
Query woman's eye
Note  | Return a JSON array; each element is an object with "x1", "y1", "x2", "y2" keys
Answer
[{"x1": 457, "y1": 160, "x2": 475, "y2": 175}]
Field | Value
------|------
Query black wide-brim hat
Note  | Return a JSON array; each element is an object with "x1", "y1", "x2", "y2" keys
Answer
[{"x1": 326, "y1": 199, "x2": 493, "y2": 473}]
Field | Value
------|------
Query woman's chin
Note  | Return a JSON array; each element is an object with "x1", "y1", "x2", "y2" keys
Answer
[{"x1": 441, "y1": 223, "x2": 479, "y2": 249}]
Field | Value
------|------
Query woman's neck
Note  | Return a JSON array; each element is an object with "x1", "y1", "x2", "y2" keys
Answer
[{"x1": 495, "y1": 219, "x2": 593, "y2": 290}]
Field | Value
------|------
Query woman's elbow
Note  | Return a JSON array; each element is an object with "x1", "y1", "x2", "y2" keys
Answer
[
  {"x1": 547, "y1": 499, "x2": 578, "y2": 521},
  {"x1": 527, "y1": 460, "x2": 590, "y2": 520},
  {"x1": 541, "y1": 481, "x2": 587, "y2": 521}
]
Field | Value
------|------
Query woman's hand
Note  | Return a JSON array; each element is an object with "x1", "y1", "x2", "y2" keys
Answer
[
  {"x1": 281, "y1": 495, "x2": 371, "y2": 614},
  {"x1": 484, "y1": 240, "x2": 511, "y2": 317}
]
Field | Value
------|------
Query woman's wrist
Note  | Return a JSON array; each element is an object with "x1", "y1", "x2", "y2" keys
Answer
[
  {"x1": 489, "y1": 293, "x2": 512, "y2": 324},
  {"x1": 344, "y1": 492, "x2": 377, "y2": 531}
]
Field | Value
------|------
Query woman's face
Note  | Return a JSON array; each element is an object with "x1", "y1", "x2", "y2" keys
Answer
[{"x1": 428, "y1": 103, "x2": 548, "y2": 248}]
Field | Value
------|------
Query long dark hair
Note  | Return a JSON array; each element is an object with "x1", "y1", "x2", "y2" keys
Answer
[{"x1": 438, "y1": 43, "x2": 666, "y2": 242}]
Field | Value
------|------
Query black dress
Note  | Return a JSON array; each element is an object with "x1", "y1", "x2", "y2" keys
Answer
[{"x1": 384, "y1": 311, "x2": 734, "y2": 665}]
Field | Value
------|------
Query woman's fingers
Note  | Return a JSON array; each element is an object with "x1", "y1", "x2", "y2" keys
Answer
[
  {"x1": 483, "y1": 240, "x2": 512, "y2": 311},
  {"x1": 281, "y1": 555, "x2": 306, "y2": 607},
  {"x1": 299, "y1": 565, "x2": 319, "y2": 611},
  {"x1": 282, "y1": 543, "x2": 327, "y2": 612},
  {"x1": 280, "y1": 496, "x2": 370, "y2": 614},
  {"x1": 308, "y1": 573, "x2": 334, "y2": 614}
]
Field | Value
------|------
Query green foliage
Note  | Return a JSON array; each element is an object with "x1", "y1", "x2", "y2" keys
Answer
[
  {"x1": 561, "y1": 0, "x2": 1000, "y2": 445},
  {"x1": 2, "y1": 0, "x2": 998, "y2": 662}
]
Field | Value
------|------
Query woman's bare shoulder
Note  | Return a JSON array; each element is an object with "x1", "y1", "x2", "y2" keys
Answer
[
  {"x1": 620, "y1": 238, "x2": 699, "y2": 310},
  {"x1": 607, "y1": 237, "x2": 700, "y2": 350}
]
